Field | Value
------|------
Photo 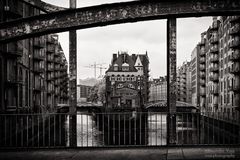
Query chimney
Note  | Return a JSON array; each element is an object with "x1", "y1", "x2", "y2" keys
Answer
[
  {"x1": 132, "y1": 54, "x2": 136, "y2": 61},
  {"x1": 112, "y1": 54, "x2": 117, "y2": 63}
]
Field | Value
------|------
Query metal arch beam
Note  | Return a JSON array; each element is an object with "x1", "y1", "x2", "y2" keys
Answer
[
  {"x1": 1, "y1": 0, "x2": 240, "y2": 42},
  {"x1": 21, "y1": 0, "x2": 67, "y2": 13}
]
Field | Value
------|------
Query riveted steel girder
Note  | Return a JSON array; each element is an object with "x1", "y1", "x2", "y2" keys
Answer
[
  {"x1": 1, "y1": 0, "x2": 240, "y2": 42},
  {"x1": 167, "y1": 18, "x2": 177, "y2": 145},
  {"x1": 21, "y1": 0, "x2": 66, "y2": 13}
]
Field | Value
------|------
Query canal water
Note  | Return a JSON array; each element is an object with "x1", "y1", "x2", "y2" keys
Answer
[
  {"x1": 63, "y1": 112, "x2": 239, "y2": 147},
  {"x1": 0, "y1": 111, "x2": 238, "y2": 147},
  {"x1": 64, "y1": 112, "x2": 167, "y2": 146}
]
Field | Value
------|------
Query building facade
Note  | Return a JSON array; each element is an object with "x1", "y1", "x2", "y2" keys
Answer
[
  {"x1": 77, "y1": 84, "x2": 92, "y2": 103},
  {"x1": 0, "y1": 0, "x2": 69, "y2": 113},
  {"x1": 191, "y1": 46, "x2": 200, "y2": 107},
  {"x1": 176, "y1": 61, "x2": 192, "y2": 104},
  {"x1": 198, "y1": 16, "x2": 240, "y2": 116},
  {"x1": 105, "y1": 52, "x2": 149, "y2": 110},
  {"x1": 149, "y1": 76, "x2": 167, "y2": 103}
]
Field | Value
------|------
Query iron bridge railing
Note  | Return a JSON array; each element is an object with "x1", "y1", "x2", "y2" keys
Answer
[{"x1": 0, "y1": 112, "x2": 239, "y2": 148}]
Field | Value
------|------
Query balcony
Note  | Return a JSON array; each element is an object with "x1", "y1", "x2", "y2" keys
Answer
[
  {"x1": 200, "y1": 89, "x2": 206, "y2": 96},
  {"x1": 209, "y1": 55, "x2": 219, "y2": 63},
  {"x1": 229, "y1": 63, "x2": 240, "y2": 74},
  {"x1": 209, "y1": 36, "x2": 218, "y2": 44},
  {"x1": 229, "y1": 39, "x2": 240, "y2": 48},
  {"x1": 229, "y1": 24, "x2": 240, "y2": 35},
  {"x1": 200, "y1": 79, "x2": 205, "y2": 86},
  {"x1": 46, "y1": 35, "x2": 55, "y2": 44},
  {"x1": 47, "y1": 73, "x2": 54, "y2": 81},
  {"x1": 33, "y1": 84, "x2": 44, "y2": 92},
  {"x1": 47, "y1": 55, "x2": 54, "y2": 62},
  {"x1": 199, "y1": 64, "x2": 205, "y2": 71},
  {"x1": 47, "y1": 86, "x2": 54, "y2": 94},
  {"x1": 209, "y1": 65, "x2": 219, "y2": 72},
  {"x1": 33, "y1": 51, "x2": 45, "y2": 61},
  {"x1": 199, "y1": 49, "x2": 205, "y2": 57},
  {"x1": 229, "y1": 84, "x2": 240, "y2": 92},
  {"x1": 199, "y1": 39, "x2": 205, "y2": 46},
  {"x1": 33, "y1": 65, "x2": 45, "y2": 73},
  {"x1": 47, "y1": 64, "x2": 54, "y2": 72},
  {"x1": 200, "y1": 71, "x2": 205, "y2": 78},
  {"x1": 33, "y1": 38, "x2": 45, "y2": 48},
  {"x1": 229, "y1": 16, "x2": 240, "y2": 23},
  {"x1": 3, "y1": 42, "x2": 23, "y2": 57},
  {"x1": 229, "y1": 50, "x2": 240, "y2": 61},
  {"x1": 47, "y1": 45, "x2": 55, "y2": 53},
  {"x1": 55, "y1": 57, "x2": 61, "y2": 64},
  {"x1": 210, "y1": 46, "x2": 218, "y2": 53},
  {"x1": 209, "y1": 87, "x2": 218, "y2": 95},
  {"x1": 211, "y1": 21, "x2": 218, "y2": 30},
  {"x1": 199, "y1": 57, "x2": 205, "y2": 64},
  {"x1": 209, "y1": 74, "x2": 219, "y2": 82}
]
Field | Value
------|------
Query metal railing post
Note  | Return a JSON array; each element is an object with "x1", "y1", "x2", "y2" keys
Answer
[
  {"x1": 167, "y1": 18, "x2": 177, "y2": 145},
  {"x1": 69, "y1": 0, "x2": 77, "y2": 147}
]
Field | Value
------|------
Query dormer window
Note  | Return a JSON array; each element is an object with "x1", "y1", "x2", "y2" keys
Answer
[
  {"x1": 122, "y1": 62, "x2": 129, "y2": 71},
  {"x1": 113, "y1": 64, "x2": 118, "y2": 71}
]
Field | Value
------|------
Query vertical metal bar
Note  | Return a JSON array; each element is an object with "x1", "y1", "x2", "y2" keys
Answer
[
  {"x1": 129, "y1": 113, "x2": 131, "y2": 145},
  {"x1": 59, "y1": 114, "x2": 61, "y2": 146},
  {"x1": 150, "y1": 113, "x2": 152, "y2": 145},
  {"x1": 213, "y1": 111, "x2": 215, "y2": 144},
  {"x1": 118, "y1": 114, "x2": 120, "y2": 145},
  {"x1": 161, "y1": 113, "x2": 162, "y2": 145},
  {"x1": 9, "y1": 116, "x2": 12, "y2": 147},
  {"x1": 37, "y1": 115, "x2": 39, "y2": 147},
  {"x1": 54, "y1": 114, "x2": 56, "y2": 147},
  {"x1": 108, "y1": 114, "x2": 110, "y2": 145},
  {"x1": 16, "y1": 115, "x2": 18, "y2": 146},
  {"x1": 155, "y1": 113, "x2": 157, "y2": 145},
  {"x1": 187, "y1": 113, "x2": 188, "y2": 144},
  {"x1": 97, "y1": 113, "x2": 99, "y2": 147},
  {"x1": 182, "y1": 113, "x2": 183, "y2": 145},
  {"x1": 208, "y1": 112, "x2": 210, "y2": 145},
  {"x1": 48, "y1": 116, "x2": 50, "y2": 146},
  {"x1": 81, "y1": 114, "x2": 83, "y2": 147},
  {"x1": 87, "y1": 114, "x2": 88, "y2": 147},
  {"x1": 4, "y1": 116, "x2": 6, "y2": 146},
  {"x1": 102, "y1": 113, "x2": 104, "y2": 146},
  {"x1": 43, "y1": 115, "x2": 45, "y2": 147},
  {"x1": 124, "y1": 113, "x2": 126, "y2": 145},
  {"x1": 197, "y1": 112, "x2": 200, "y2": 144},
  {"x1": 69, "y1": 0, "x2": 77, "y2": 147},
  {"x1": 113, "y1": 113, "x2": 115, "y2": 145},
  {"x1": 145, "y1": 112, "x2": 148, "y2": 145},
  {"x1": 167, "y1": 18, "x2": 177, "y2": 145},
  {"x1": 26, "y1": 115, "x2": 29, "y2": 147},
  {"x1": 92, "y1": 113, "x2": 93, "y2": 146},
  {"x1": 32, "y1": 115, "x2": 34, "y2": 147},
  {"x1": 21, "y1": 116, "x2": 23, "y2": 147},
  {"x1": 134, "y1": 113, "x2": 136, "y2": 145},
  {"x1": 140, "y1": 112, "x2": 142, "y2": 145}
]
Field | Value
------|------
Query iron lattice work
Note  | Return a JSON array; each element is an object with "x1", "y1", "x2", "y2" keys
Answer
[{"x1": 1, "y1": 0, "x2": 240, "y2": 42}]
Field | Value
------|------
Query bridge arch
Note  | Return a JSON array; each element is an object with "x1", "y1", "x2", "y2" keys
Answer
[{"x1": 1, "y1": 0, "x2": 240, "y2": 42}]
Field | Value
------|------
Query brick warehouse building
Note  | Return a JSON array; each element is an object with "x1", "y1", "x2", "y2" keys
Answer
[
  {"x1": 105, "y1": 52, "x2": 149, "y2": 111},
  {"x1": 196, "y1": 16, "x2": 240, "y2": 117},
  {"x1": 0, "y1": 0, "x2": 69, "y2": 113}
]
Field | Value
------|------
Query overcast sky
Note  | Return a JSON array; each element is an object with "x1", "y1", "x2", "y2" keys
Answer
[{"x1": 43, "y1": 0, "x2": 212, "y2": 79}]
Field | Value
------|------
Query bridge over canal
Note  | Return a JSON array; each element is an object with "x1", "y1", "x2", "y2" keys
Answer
[{"x1": 0, "y1": 0, "x2": 240, "y2": 159}]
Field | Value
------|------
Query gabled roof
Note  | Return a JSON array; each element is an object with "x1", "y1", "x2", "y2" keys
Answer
[{"x1": 134, "y1": 55, "x2": 143, "y2": 67}]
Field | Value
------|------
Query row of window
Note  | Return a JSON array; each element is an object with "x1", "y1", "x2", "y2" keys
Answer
[{"x1": 110, "y1": 77, "x2": 136, "y2": 81}]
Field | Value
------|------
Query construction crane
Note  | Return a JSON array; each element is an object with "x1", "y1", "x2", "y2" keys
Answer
[{"x1": 84, "y1": 62, "x2": 107, "y2": 78}]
